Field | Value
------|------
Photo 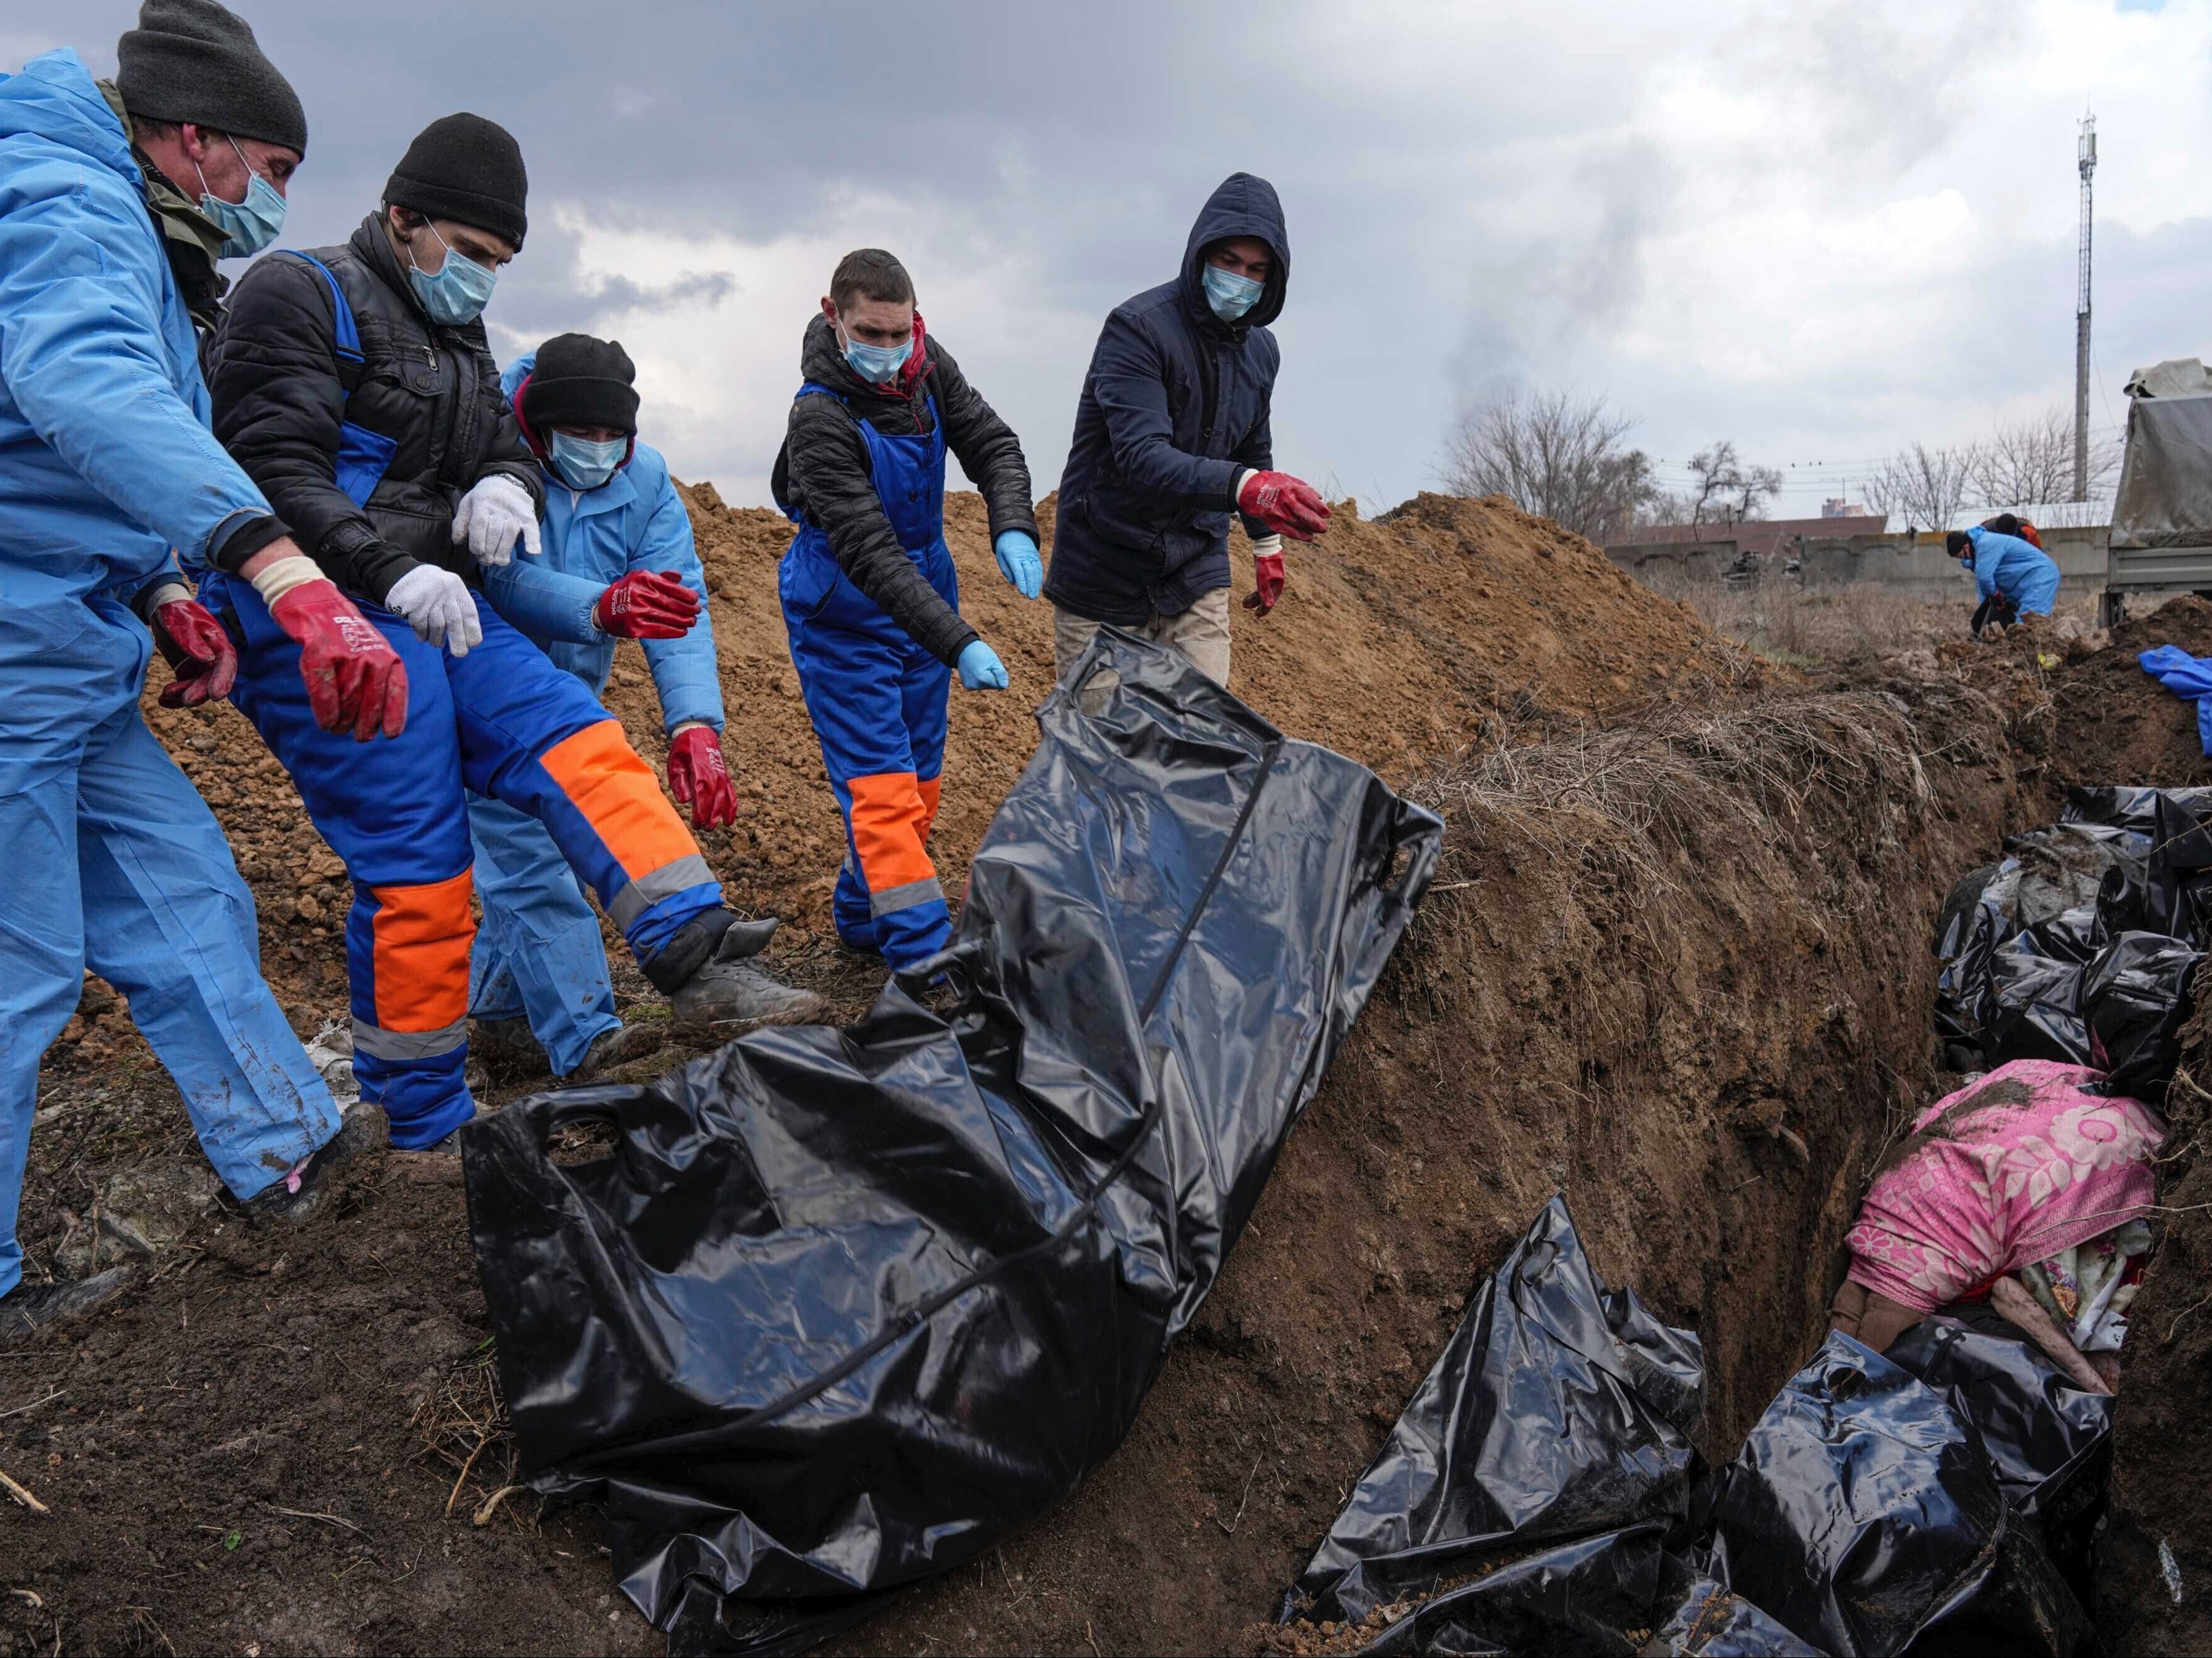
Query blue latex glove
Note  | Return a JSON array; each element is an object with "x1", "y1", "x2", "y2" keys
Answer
[
  {"x1": 956, "y1": 639, "x2": 1008, "y2": 690},
  {"x1": 993, "y1": 530, "x2": 1043, "y2": 600}
]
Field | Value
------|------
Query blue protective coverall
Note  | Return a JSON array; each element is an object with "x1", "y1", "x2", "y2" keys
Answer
[
  {"x1": 779, "y1": 383, "x2": 956, "y2": 968},
  {"x1": 460, "y1": 353, "x2": 725, "y2": 1076},
  {"x1": 0, "y1": 49, "x2": 338, "y2": 1295},
  {"x1": 1963, "y1": 525, "x2": 2062, "y2": 618}
]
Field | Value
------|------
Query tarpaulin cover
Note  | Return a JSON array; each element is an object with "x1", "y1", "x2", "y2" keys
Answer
[
  {"x1": 1845, "y1": 1059, "x2": 2163, "y2": 1315},
  {"x1": 2110, "y1": 385, "x2": 2212, "y2": 550},
  {"x1": 1702, "y1": 1333, "x2": 2095, "y2": 1657},
  {"x1": 460, "y1": 630, "x2": 1441, "y2": 1652},
  {"x1": 1286, "y1": 1197, "x2": 1706, "y2": 1630}
]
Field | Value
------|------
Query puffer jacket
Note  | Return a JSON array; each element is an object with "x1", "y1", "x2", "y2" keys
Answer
[
  {"x1": 771, "y1": 313, "x2": 1037, "y2": 665},
  {"x1": 1046, "y1": 172, "x2": 1287, "y2": 625},
  {"x1": 209, "y1": 213, "x2": 542, "y2": 604}
]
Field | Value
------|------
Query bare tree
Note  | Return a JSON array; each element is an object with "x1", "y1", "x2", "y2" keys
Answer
[
  {"x1": 1968, "y1": 407, "x2": 2119, "y2": 509},
  {"x1": 1865, "y1": 442, "x2": 1975, "y2": 533},
  {"x1": 1442, "y1": 388, "x2": 1660, "y2": 543},
  {"x1": 1646, "y1": 440, "x2": 1782, "y2": 531}
]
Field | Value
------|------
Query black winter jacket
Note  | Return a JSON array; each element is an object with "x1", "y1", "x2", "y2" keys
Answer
[
  {"x1": 209, "y1": 213, "x2": 543, "y2": 604},
  {"x1": 1045, "y1": 173, "x2": 1287, "y2": 627},
  {"x1": 771, "y1": 313, "x2": 1037, "y2": 665}
]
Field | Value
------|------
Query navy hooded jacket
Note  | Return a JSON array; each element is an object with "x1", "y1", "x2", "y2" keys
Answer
[{"x1": 1045, "y1": 173, "x2": 1286, "y2": 625}]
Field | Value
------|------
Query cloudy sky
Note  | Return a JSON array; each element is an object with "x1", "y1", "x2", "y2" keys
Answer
[{"x1": 25, "y1": 0, "x2": 2211, "y2": 518}]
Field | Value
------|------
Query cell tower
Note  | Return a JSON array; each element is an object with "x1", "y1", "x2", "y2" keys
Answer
[{"x1": 2075, "y1": 113, "x2": 2097, "y2": 502}]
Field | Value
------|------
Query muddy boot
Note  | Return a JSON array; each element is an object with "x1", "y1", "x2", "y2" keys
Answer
[
  {"x1": 470, "y1": 1015, "x2": 545, "y2": 1076},
  {"x1": 241, "y1": 1102, "x2": 385, "y2": 1223},
  {"x1": 660, "y1": 917, "x2": 825, "y2": 1038},
  {"x1": 569, "y1": 1023, "x2": 664, "y2": 1081},
  {"x1": 0, "y1": 1266, "x2": 133, "y2": 1341}
]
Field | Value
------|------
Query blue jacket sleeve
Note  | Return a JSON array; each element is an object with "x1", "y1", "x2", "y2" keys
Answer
[
  {"x1": 634, "y1": 475, "x2": 724, "y2": 733},
  {"x1": 0, "y1": 163, "x2": 269, "y2": 565},
  {"x1": 479, "y1": 556, "x2": 606, "y2": 645},
  {"x1": 1087, "y1": 310, "x2": 1242, "y2": 510},
  {"x1": 1227, "y1": 377, "x2": 1276, "y2": 539}
]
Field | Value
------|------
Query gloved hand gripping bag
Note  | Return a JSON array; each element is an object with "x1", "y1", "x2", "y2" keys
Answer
[{"x1": 459, "y1": 629, "x2": 1441, "y2": 1652}]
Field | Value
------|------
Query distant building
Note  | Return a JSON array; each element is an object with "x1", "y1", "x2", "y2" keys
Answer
[{"x1": 1821, "y1": 497, "x2": 1870, "y2": 518}]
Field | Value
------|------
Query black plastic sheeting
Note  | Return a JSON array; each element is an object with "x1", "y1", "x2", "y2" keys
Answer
[
  {"x1": 1931, "y1": 786, "x2": 2207, "y2": 1093},
  {"x1": 1702, "y1": 1334, "x2": 2095, "y2": 1658},
  {"x1": 461, "y1": 632, "x2": 1441, "y2": 1655},
  {"x1": 1286, "y1": 1198, "x2": 1705, "y2": 1630},
  {"x1": 1887, "y1": 1317, "x2": 2115, "y2": 1594},
  {"x1": 1282, "y1": 1207, "x2": 2105, "y2": 1657}
]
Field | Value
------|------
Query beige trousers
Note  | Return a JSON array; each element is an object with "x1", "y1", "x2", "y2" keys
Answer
[{"x1": 1051, "y1": 588, "x2": 1233, "y2": 690}]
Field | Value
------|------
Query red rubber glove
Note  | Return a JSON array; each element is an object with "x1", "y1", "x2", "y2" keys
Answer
[
  {"x1": 595, "y1": 570, "x2": 701, "y2": 640},
  {"x1": 151, "y1": 596, "x2": 238, "y2": 708},
  {"x1": 1237, "y1": 470, "x2": 1331, "y2": 541},
  {"x1": 1244, "y1": 550, "x2": 1287, "y2": 616},
  {"x1": 268, "y1": 580, "x2": 408, "y2": 741},
  {"x1": 667, "y1": 725, "x2": 736, "y2": 829}
]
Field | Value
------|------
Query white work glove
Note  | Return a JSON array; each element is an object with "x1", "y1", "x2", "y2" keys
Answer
[
  {"x1": 450, "y1": 473, "x2": 540, "y2": 567},
  {"x1": 385, "y1": 564, "x2": 484, "y2": 657}
]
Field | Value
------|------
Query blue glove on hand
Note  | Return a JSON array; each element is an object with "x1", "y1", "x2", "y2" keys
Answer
[
  {"x1": 993, "y1": 530, "x2": 1043, "y2": 600},
  {"x1": 956, "y1": 639, "x2": 1009, "y2": 690}
]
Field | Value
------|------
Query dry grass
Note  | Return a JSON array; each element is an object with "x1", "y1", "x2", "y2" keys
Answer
[
  {"x1": 1640, "y1": 574, "x2": 2103, "y2": 665},
  {"x1": 408, "y1": 1340, "x2": 536, "y2": 1532}
]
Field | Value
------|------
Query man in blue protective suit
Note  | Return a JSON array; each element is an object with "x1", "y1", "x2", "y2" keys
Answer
[
  {"x1": 1047, "y1": 172, "x2": 1330, "y2": 688},
  {"x1": 465, "y1": 333, "x2": 744, "y2": 1079},
  {"x1": 774, "y1": 248, "x2": 1040, "y2": 971},
  {"x1": 0, "y1": 1, "x2": 395, "y2": 1338},
  {"x1": 1949, "y1": 523, "x2": 2061, "y2": 635}
]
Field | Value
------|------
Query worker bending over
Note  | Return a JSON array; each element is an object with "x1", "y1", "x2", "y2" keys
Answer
[
  {"x1": 1047, "y1": 171, "x2": 1329, "y2": 687},
  {"x1": 468, "y1": 333, "x2": 809, "y2": 1080},
  {"x1": 774, "y1": 248, "x2": 1039, "y2": 970},
  {"x1": 0, "y1": 0, "x2": 371, "y2": 1335},
  {"x1": 1950, "y1": 522, "x2": 2059, "y2": 636},
  {"x1": 206, "y1": 115, "x2": 813, "y2": 1151}
]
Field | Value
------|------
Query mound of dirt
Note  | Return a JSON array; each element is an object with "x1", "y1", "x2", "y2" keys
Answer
[
  {"x1": 2050, "y1": 595, "x2": 2212, "y2": 795},
  {"x1": 651, "y1": 483, "x2": 1748, "y2": 934}
]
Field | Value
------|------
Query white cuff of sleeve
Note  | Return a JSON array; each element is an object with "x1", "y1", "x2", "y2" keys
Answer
[
  {"x1": 141, "y1": 581, "x2": 193, "y2": 613},
  {"x1": 246, "y1": 554, "x2": 327, "y2": 606},
  {"x1": 1252, "y1": 535, "x2": 1283, "y2": 556},
  {"x1": 1235, "y1": 467, "x2": 1256, "y2": 509},
  {"x1": 671, "y1": 720, "x2": 709, "y2": 735}
]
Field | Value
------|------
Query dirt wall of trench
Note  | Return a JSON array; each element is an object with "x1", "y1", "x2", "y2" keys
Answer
[{"x1": 825, "y1": 672, "x2": 2033, "y2": 1657}]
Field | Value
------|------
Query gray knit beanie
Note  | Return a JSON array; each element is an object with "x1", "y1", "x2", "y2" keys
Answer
[{"x1": 115, "y1": 0, "x2": 307, "y2": 155}]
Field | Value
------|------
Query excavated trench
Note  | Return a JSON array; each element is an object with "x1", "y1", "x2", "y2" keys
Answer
[{"x1": 829, "y1": 667, "x2": 2038, "y2": 1656}]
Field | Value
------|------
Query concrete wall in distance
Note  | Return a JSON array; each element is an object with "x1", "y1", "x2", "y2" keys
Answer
[{"x1": 1605, "y1": 525, "x2": 2109, "y2": 601}]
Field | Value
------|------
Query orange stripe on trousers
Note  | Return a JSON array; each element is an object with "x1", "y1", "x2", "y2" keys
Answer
[
  {"x1": 848, "y1": 771, "x2": 936, "y2": 892},
  {"x1": 370, "y1": 869, "x2": 475, "y2": 1031},
  {"x1": 537, "y1": 719, "x2": 700, "y2": 882}
]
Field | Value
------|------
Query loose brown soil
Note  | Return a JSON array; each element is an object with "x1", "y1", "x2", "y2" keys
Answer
[
  {"x1": 2, "y1": 489, "x2": 2086, "y2": 1658},
  {"x1": 2050, "y1": 595, "x2": 2212, "y2": 794}
]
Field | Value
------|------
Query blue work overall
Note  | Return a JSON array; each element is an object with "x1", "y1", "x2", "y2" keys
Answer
[{"x1": 777, "y1": 382, "x2": 956, "y2": 969}]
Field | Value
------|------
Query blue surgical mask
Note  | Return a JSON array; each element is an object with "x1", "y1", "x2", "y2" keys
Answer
[
  {"x1": 548, "y1": 431, "x2": 627, "y2": 490},
  {"x1": 1202, "y1": 262, "x2": 1263, "y2": 321},
  {"x1": 195, "y1": 136, "x2": 286, "y2": 259},
  {"x1": 840, "y1": 322, "x2": 912, "y2": 385},
  {"x1": 407, "y1": 220, "x2": 499, "y2": 326}
]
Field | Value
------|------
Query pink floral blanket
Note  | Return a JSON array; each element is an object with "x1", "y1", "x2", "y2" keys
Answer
[{"x1": 1846, "y1": 1059, "x2": 2164, "y2": 1313}]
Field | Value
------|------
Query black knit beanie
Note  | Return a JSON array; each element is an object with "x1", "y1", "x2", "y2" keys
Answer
[
  {"x1": 1946, "y1": 530, "x2": 1971, "y2": 559},
  {"x1": 522, "y1": 334, "x2": 639, "y2": 435},
  {"x1": 116, "y1": 0, "x2": 307, "y2": 154},
  {"x1": 384, "y1": 113, "x2": 528, "y2": 249}
]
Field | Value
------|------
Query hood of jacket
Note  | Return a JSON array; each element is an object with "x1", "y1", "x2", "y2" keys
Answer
[
  {"x1": 0, "y1": 49, "x2": 136, "y2": 181},
  {"x1": 1179, "y1": 171, "x2": 1288, "y2": 335}
]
